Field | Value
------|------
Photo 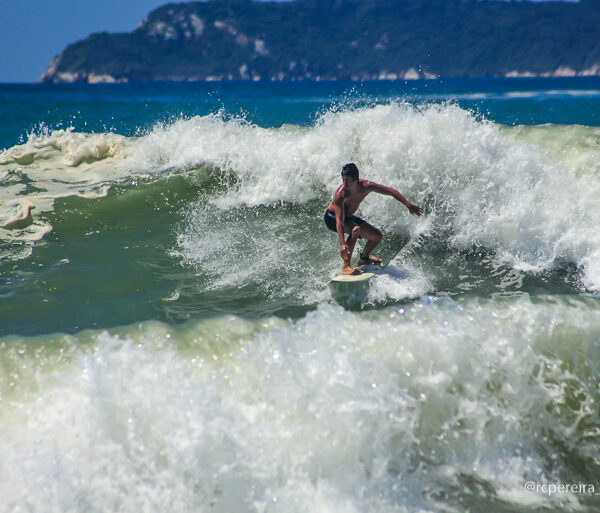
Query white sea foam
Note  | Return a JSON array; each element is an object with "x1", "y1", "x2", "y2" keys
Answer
[
  {"x1": 365, "y1": 261, "x2": 431, "y2": 304},
  {"x1": 0, "y1": 128, "x2": 133, "y2": 249},
  {"x1": 1, "y1": 297, "x2": 599, "y2": 512}
]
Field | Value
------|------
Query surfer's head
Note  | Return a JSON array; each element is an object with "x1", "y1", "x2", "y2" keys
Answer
[{"x1": 341, "y1": 163, "x2": 359, "y2": 182}]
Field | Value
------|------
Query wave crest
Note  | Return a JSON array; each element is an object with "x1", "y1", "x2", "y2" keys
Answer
[{"x1": 3, "y1": 104, "x2": 600, "y2": 290}]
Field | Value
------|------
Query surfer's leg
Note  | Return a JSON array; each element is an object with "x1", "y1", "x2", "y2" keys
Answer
[
  {"x1": 341, "y1": 221, "x2": 362, "y2": 275},
  {"x1": 346, "y1": 224, "x2": 361, "y2": 256},
  {"x1": 357, "y1": 222, "x2": 383, "y2": 265}
]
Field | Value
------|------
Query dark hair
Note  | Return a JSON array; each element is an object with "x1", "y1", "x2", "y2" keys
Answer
[{"x1": 341, "y1": 163, "x2": 359, "y2": 181}]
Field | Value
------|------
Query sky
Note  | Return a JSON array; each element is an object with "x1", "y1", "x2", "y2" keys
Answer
[
  {"x1": 0, "y1": 1, "x2": 176, "y2": 83},
  {"x1": 0, "y1": 0, "x2": 576, "y2": 83}
]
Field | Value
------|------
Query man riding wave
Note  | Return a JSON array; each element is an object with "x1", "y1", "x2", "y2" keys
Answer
[{"x1": 324, "y1": 163, "x2": 423, "y2": 275}]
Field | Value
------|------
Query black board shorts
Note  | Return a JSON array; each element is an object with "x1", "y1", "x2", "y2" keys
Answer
[{"x1": 324, "y1": 209, "x2": 365, "y2": 233}]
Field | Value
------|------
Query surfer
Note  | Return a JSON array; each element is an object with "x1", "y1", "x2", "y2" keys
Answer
[{"x1": 324, "y1": 163, "x2": 423, "y2": 275}]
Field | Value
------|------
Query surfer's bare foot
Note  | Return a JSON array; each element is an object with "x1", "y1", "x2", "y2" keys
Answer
[
  {"x1": 341, "y1": 264, "x2": 362, "y2": 275},
  {"x1": 357, "y1": 254, "x2": 382, "y2": 266}
]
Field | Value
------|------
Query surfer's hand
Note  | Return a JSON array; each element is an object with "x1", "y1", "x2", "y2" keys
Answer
[
  {"x1": 408, "y1": 204, "x2": 424, "y2": 216},
  {"x1": 340, "y1": 244, "x2": 351, "y2": 260}
]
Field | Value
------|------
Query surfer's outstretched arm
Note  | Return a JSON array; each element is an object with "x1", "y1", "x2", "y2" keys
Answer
[{"x1": 363, "y1": 181, "x2": 424, "y2": 216}]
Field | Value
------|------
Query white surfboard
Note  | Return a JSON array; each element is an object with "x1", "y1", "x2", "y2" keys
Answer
[{"x1": 329, "y1": 272, "x2": 375, "y2": 283}]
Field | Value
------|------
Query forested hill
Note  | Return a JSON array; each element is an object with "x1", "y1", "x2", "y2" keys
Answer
[{"x1": 40, "y1": 0, "x2": 600, "y2": 83}]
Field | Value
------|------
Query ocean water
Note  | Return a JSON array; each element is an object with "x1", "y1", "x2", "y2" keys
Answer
[{"x1": 1, "y1": 77, "x2": 600, "y2": 512}]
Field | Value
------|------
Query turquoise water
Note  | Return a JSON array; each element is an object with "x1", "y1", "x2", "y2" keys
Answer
[{"x1": 2, "y1": 78, "x2": 600, "y2": 512}]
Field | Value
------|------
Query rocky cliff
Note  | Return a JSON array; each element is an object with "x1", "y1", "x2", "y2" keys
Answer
[{"x1": 40, "y1": 0, "x2": 600, "y2": 83}]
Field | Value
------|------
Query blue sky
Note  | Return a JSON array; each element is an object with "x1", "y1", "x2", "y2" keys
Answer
[
  {"x1": 0, "y1": 1, "x2": 173, "y2": 82},
  {"x1": 0, "y1": 0, "x2": 575, "y2": 83}
]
